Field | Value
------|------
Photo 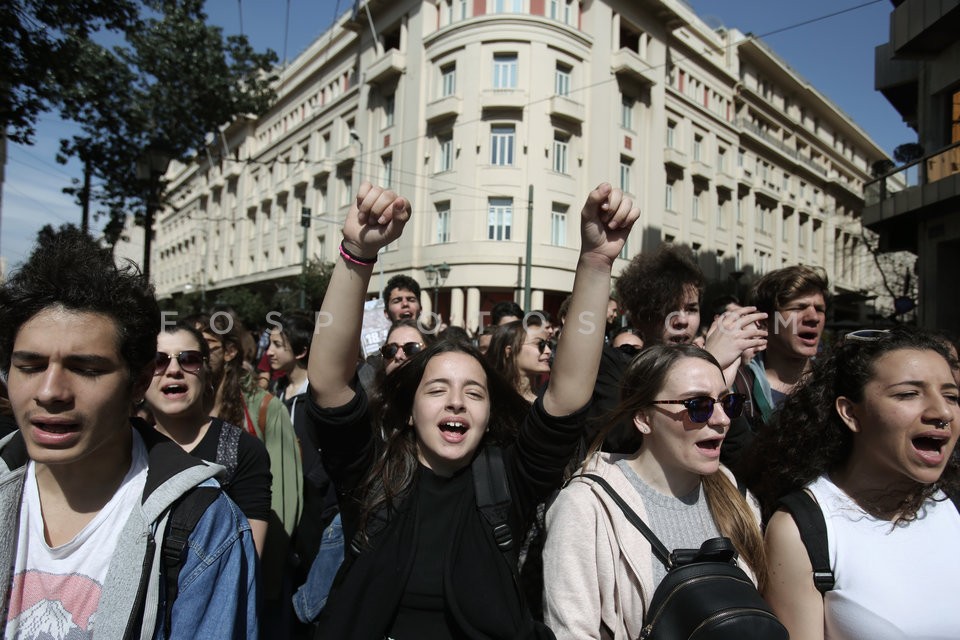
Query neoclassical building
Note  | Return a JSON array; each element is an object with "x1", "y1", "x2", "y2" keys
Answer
[{"x1": 156, "y1": 0, "x2": 895, "y2": 331}]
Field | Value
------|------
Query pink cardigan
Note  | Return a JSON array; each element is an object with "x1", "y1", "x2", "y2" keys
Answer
[{"x1": 542, "y1": 452, "x2": 758, "y2": 640}]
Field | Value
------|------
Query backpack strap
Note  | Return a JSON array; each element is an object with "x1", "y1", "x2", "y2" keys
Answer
[
  {"x1": 257, "y1": 392, "x2": 273, "y2": 437},
  {"x1": 162, "y1": 486, "x2": 220, "y2": 635},
  {"x1": 778, "y1": 490, "x2": 834, "y2": 595},
  {"x1": 580, "y1": 473, "x2": 672, "y2": 568},
  {"x1": 472, "y1": 446, "x2": 514, "y2": 554},
  {"x1": 215, "y1": 420, "x2": 241, "y2": 485}
]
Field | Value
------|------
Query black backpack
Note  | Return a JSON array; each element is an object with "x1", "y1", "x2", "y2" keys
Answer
[{"x1": 580, "y1": 474, "x2": 788, "y2": 640}]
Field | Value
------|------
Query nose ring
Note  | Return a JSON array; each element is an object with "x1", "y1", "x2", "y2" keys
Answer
[{"x1": 935, "y1": 419, "x2": 951, "y2": 430}]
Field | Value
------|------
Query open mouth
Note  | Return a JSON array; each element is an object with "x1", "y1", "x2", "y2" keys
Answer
[
  {"x1": 797, "y1": 330, "x2": 820, "y2": 344},
  {"x1": 911, "y1": 434, "x2": 949, "y2": 464},
  {"x1": 35, "y1": 422, "x2": 78, "y2": 434},
  {"x1": 695, "y1": 437, "x2": 724, "y2": 455},
  {"x1": 439, "y1": 420, "x2": 468, "y2": 443},
  {"x1": 668, "y1": 334, "x2": 690, "y2": 345},
  {"x1": 161, "y1": 383, "x2": 189, "y2": 397}
]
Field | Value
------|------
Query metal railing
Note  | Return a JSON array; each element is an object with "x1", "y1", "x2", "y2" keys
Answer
[
  {"x1": 864, "y1": 140, "x2": 960, "y2": 206},
  {"x1": 734, "y1": 118, "x2": 827, "y2": 176}
]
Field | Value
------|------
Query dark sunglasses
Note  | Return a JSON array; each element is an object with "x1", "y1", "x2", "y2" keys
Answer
[
  {"x1": 380, "y1": 341, "x2": 424, "y2": 360},
  {"x1": 650, "y1": 393, "x2": 747, "y2": 423},
  {"x1": 154, "y1": 350, "x2": 205, "y2": 376},
  {"x1": 617, "y1": 344, "x2": 642, "y2": 357},
  {"x1": 525, "y1": 338, "x2": 551, "y2": 354}
]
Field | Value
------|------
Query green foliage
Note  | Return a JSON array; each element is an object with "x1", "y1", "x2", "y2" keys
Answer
[
  {"x1": 298, "y1": 258, "x2": 336, "y2": 311},
  {"x1": 1, "y1": 0, "x2": 139, "y2": 144},
  {"x1": 893, "y1": 143, "x2": 924, "y2": 165},
  {"x1": 12, "y1": 0, "x2": 279, "y2": 248}
]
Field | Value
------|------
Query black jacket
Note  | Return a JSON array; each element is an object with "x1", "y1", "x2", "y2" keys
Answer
[{"x1": 306, "y1": 388, "x2": 586, "y2": 639}]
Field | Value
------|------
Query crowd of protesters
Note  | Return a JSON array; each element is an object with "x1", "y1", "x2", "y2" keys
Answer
[{"x1": 1, "y1": 180, "x2": 957, "y2": 639}]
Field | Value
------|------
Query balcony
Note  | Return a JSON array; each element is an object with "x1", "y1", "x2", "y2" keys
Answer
[
  {"x1": 690, "y1": 159, "x2": 712, "y2": 181},
  {"x1": 366, "y1": 48, "x2": 406, "y2": 85},
  {"x1": 889, "y1": 0, "x2": 960, "y2": 57},
  {"x1": 480, "y1": 89, "x2": 528, "y2": 111},
  {"x1": 664, "y1": 147, "x2": 688, "y2": 170},
  {"x1": 736, "y1": 166, "x2": 755, "y2": 188},
  {"x1": 715, "y1": 170, "x2": 736, "y2": 193},
  {"x1": 311, "y1": 158, "x2": 334, "y2": 179},
  {"x1": 425, "y1": 95, "x2": 462, "y2": 123},
  {"x1": 735, "y1": 118, "x2": 827, "y2": 177},
  {"x1": 610, "y1": 48, "x2": 657, "y2": 86},
  {"x1": 549, "y1": 95, "x2": 585, "y2": 124},
  {"x1": 874, "y1": 42, "x2": 919, "y2": 125},
  {"x1": 863, "y1": 141, "x2": 960, "y2": 252}
]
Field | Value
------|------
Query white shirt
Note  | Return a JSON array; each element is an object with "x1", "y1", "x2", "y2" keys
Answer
[
  {"x1": 5, "y1": 432, "x2": 148, "y2": 640},
  {"x1": 808, "y1": 475, "x2": 960, "y2": 640}
]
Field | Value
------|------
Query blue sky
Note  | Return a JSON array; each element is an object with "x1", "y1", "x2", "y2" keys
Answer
[{"x1": 0, "y1": 0, "x2": 913, "y2": 270}]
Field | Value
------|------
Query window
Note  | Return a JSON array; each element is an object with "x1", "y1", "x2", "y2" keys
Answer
[
  {"x1": 735, "y1": 243, "x2": 743, "y2": 270},
  {"x1": 555, "y1": 63, "x2": 571, "y2": 97},
  {"x1": 737, "y1": 148, "x2": 745, "y2": 168},
  {"x1": 490, "y1": 125, "x2": 515, "y2": 165},
  {"x1": 383, "y1": 94, "x2": 395, "y2": 128},
  {"x1": 549, "y1": 0, "x2": 576, "y2": 26},
  {"x1": 692, "y1": 189, "x2": 701, "y2": 220},
  {"x1": 441, "y1": 63, "x2": 456, "y2": 97},
  {"x1": 436, "y1": 202, "x2": 451, "y2": 243},
  {"x1": 488, "y1": 198, "x2": 513, "y2": 240},
  {"x1": 550, "y1": 203, "x2": 567, "y2": 246},
  {"x1": 553, "y1": 133, "x2": 569, "y2": 174},
  {"x1": 493, "y1": 0, "x2": 522, "y2": 12},
  {"x1": 736, "y1": 197, "x2": 743, "y2": 224},
  {"x1": 716, "y1": 202, "x2": 725, "y2": 228},
  {"x1": 493, "y1": 53, "x2": 518, "y2": 89},
  {"x1": 619, "y1": 156, "x2": 632, "y2": 192},
  {"x1": 381, "y1": 154, "x2": 393, "y2": 188},
  {"x1": 666, "y1": 120, "x2": 677, "y2": 148},
  {"x1": 782, "y1": 213, "x2": 790, "y2": 241},
  {"x1": 693, "y1": 135, "x2": 703, "y2": 161},
  {"x1": 620, "y1": 95, "x2": 634, "y2": 130},
  {"x1": 665, "y1": 181, "x2": 675, "y2": 211},
  {"x1": 321, "y1": 132, "x2": 331, "y2": 158},
  {"x1": 717, "y1": 147, "x2": 726, "y2": 172},
  {"x1": 438, "y1": 134, "x2": 453, "y2": 172}
]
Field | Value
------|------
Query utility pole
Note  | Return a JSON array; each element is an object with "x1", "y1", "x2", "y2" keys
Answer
[
  {"x1": 524, "y1": 184, "x2": 533, "y2": 310},
  {"x1": 299, "y1": 206, "x2": 311, "y2": 309}
]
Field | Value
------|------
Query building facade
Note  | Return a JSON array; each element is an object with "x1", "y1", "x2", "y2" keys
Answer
[
  {"x1": 156, "y1": 0, "x2": 894, "y2": 332},
  {"x1": 864, "y1": 0, "x2": 960, "y2": 330}
]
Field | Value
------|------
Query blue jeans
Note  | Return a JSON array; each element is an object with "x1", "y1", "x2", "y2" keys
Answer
[{"x1": 292, "y1": 514, "x2": 344, "y2": 623}]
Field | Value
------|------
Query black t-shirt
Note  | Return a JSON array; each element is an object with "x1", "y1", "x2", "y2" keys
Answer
[{"x1": 189, "y1": 418, "x2": 272, "y2": 522}]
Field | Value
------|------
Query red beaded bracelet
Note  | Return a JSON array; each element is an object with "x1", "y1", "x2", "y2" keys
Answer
[{"x1": 339, "y1": 242, "x2": 378, "y2": 266}]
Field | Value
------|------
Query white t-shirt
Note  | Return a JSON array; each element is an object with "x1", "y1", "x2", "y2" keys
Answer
[
  {"x1": 5, "y1": 432, "x2": 148, "y2": 640},
  {"x1": 808, "y1": 475, "x2": 960, "y2": 640}
]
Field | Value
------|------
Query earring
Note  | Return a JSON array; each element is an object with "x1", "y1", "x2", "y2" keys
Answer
[{"x1": 639, "y1": 425, "x2": 651, "y2": 435}]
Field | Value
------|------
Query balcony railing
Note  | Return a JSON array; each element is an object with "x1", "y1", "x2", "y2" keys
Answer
[
  {"x1": 864, "y1": 140, "x2": 960, "y2": 206},
  {"x1": 734, "y1": 118, "x2": 827, "y2": 177}
]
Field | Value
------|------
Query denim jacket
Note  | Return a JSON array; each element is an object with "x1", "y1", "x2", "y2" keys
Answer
[{"x1": 0, "y1": 421, "x2": 259, "y2": 639}]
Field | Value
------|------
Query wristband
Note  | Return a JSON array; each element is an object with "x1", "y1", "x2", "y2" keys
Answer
[{"x1": 339, "y1": 242, "x2": 378, "y2": 266}]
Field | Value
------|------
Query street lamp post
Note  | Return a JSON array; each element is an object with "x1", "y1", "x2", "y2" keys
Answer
[{"x1": 424, "y1": 262, "x2": 451, "y2": 319}]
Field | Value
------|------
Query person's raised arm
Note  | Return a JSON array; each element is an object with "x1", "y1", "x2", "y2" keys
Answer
[
  {"x1": 543, "y1": 183, "x2": 639, "y2": 417},
  {"x1": 308, "y1": 183, "x2": 411, "y2": 408}
]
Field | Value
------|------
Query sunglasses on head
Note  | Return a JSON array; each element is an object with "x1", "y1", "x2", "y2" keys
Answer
[
  {"x1": 843, "y1": 329, "x2": 890, "y2": 343},
  {"x1": 154, "y1": 350, "x2": 205, "y2": 376},
  {"x1": 650, "y1": 393, "x2": 747, "y2": 423},
  {"x1": 380, "y1": 341, "x2": 424, "y2": 360},
  {"x1": 526, "y1": 338, "x2": 551, "y2": 354}
]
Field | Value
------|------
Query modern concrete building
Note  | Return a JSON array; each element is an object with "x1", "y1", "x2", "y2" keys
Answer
[
  {"x1": 864, "y1": 0, "x2": 960, "y2": 330},
  {"x1": 155, "y1": 0, "x2": 895, "y2": 332}
]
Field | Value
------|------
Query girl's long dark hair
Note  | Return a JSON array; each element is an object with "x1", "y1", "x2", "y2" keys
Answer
[
  {"x1": 356, "y1": 339, "x2": 528, "y2": 544},
  {"x1": 588, "y1": 344, "x2": 768, "y2": 589},
  {"x1": 192, "y1": 311, "x2": 253, "y2": 427},
  {"x1": 747, "y1": 327, "x2": 960, "y2": 524}
]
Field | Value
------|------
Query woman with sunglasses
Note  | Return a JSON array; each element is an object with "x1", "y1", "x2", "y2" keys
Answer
[
  {"x1": 486, "y1": 319, "x2": 553, "y2": 404},
  {"x1": 379, "y1": 319, "x2": 430, "y2": 376},
  {"x1": 752, "y1": 327, "x2": 960, "y2": 639},
  {"x1": 542, "y1": 344, "x2": 765, "y2": 640},
  {"x1": 145, "y1": 323, "x2": 272, "y2": 555},
  {"x1": 305, "y1": 181, "x2": 638, "y2": 639}
]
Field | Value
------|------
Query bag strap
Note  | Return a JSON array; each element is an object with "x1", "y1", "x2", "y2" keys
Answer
[
  {"x1": 257, "y1": 391, "x2": 273, "y2": 437},
  {"x1": 580, "y1": 473, "x2": 671, "y2": 568},
  {"x1": 472, "y1": 446, "x2": 514, "y2": 554},
  {"x1": 778, "y1": 490, "x2": 834, "y2": 594},
  {"x1": 162, "y1": 486, "x2": 220, "y2": 635}
]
